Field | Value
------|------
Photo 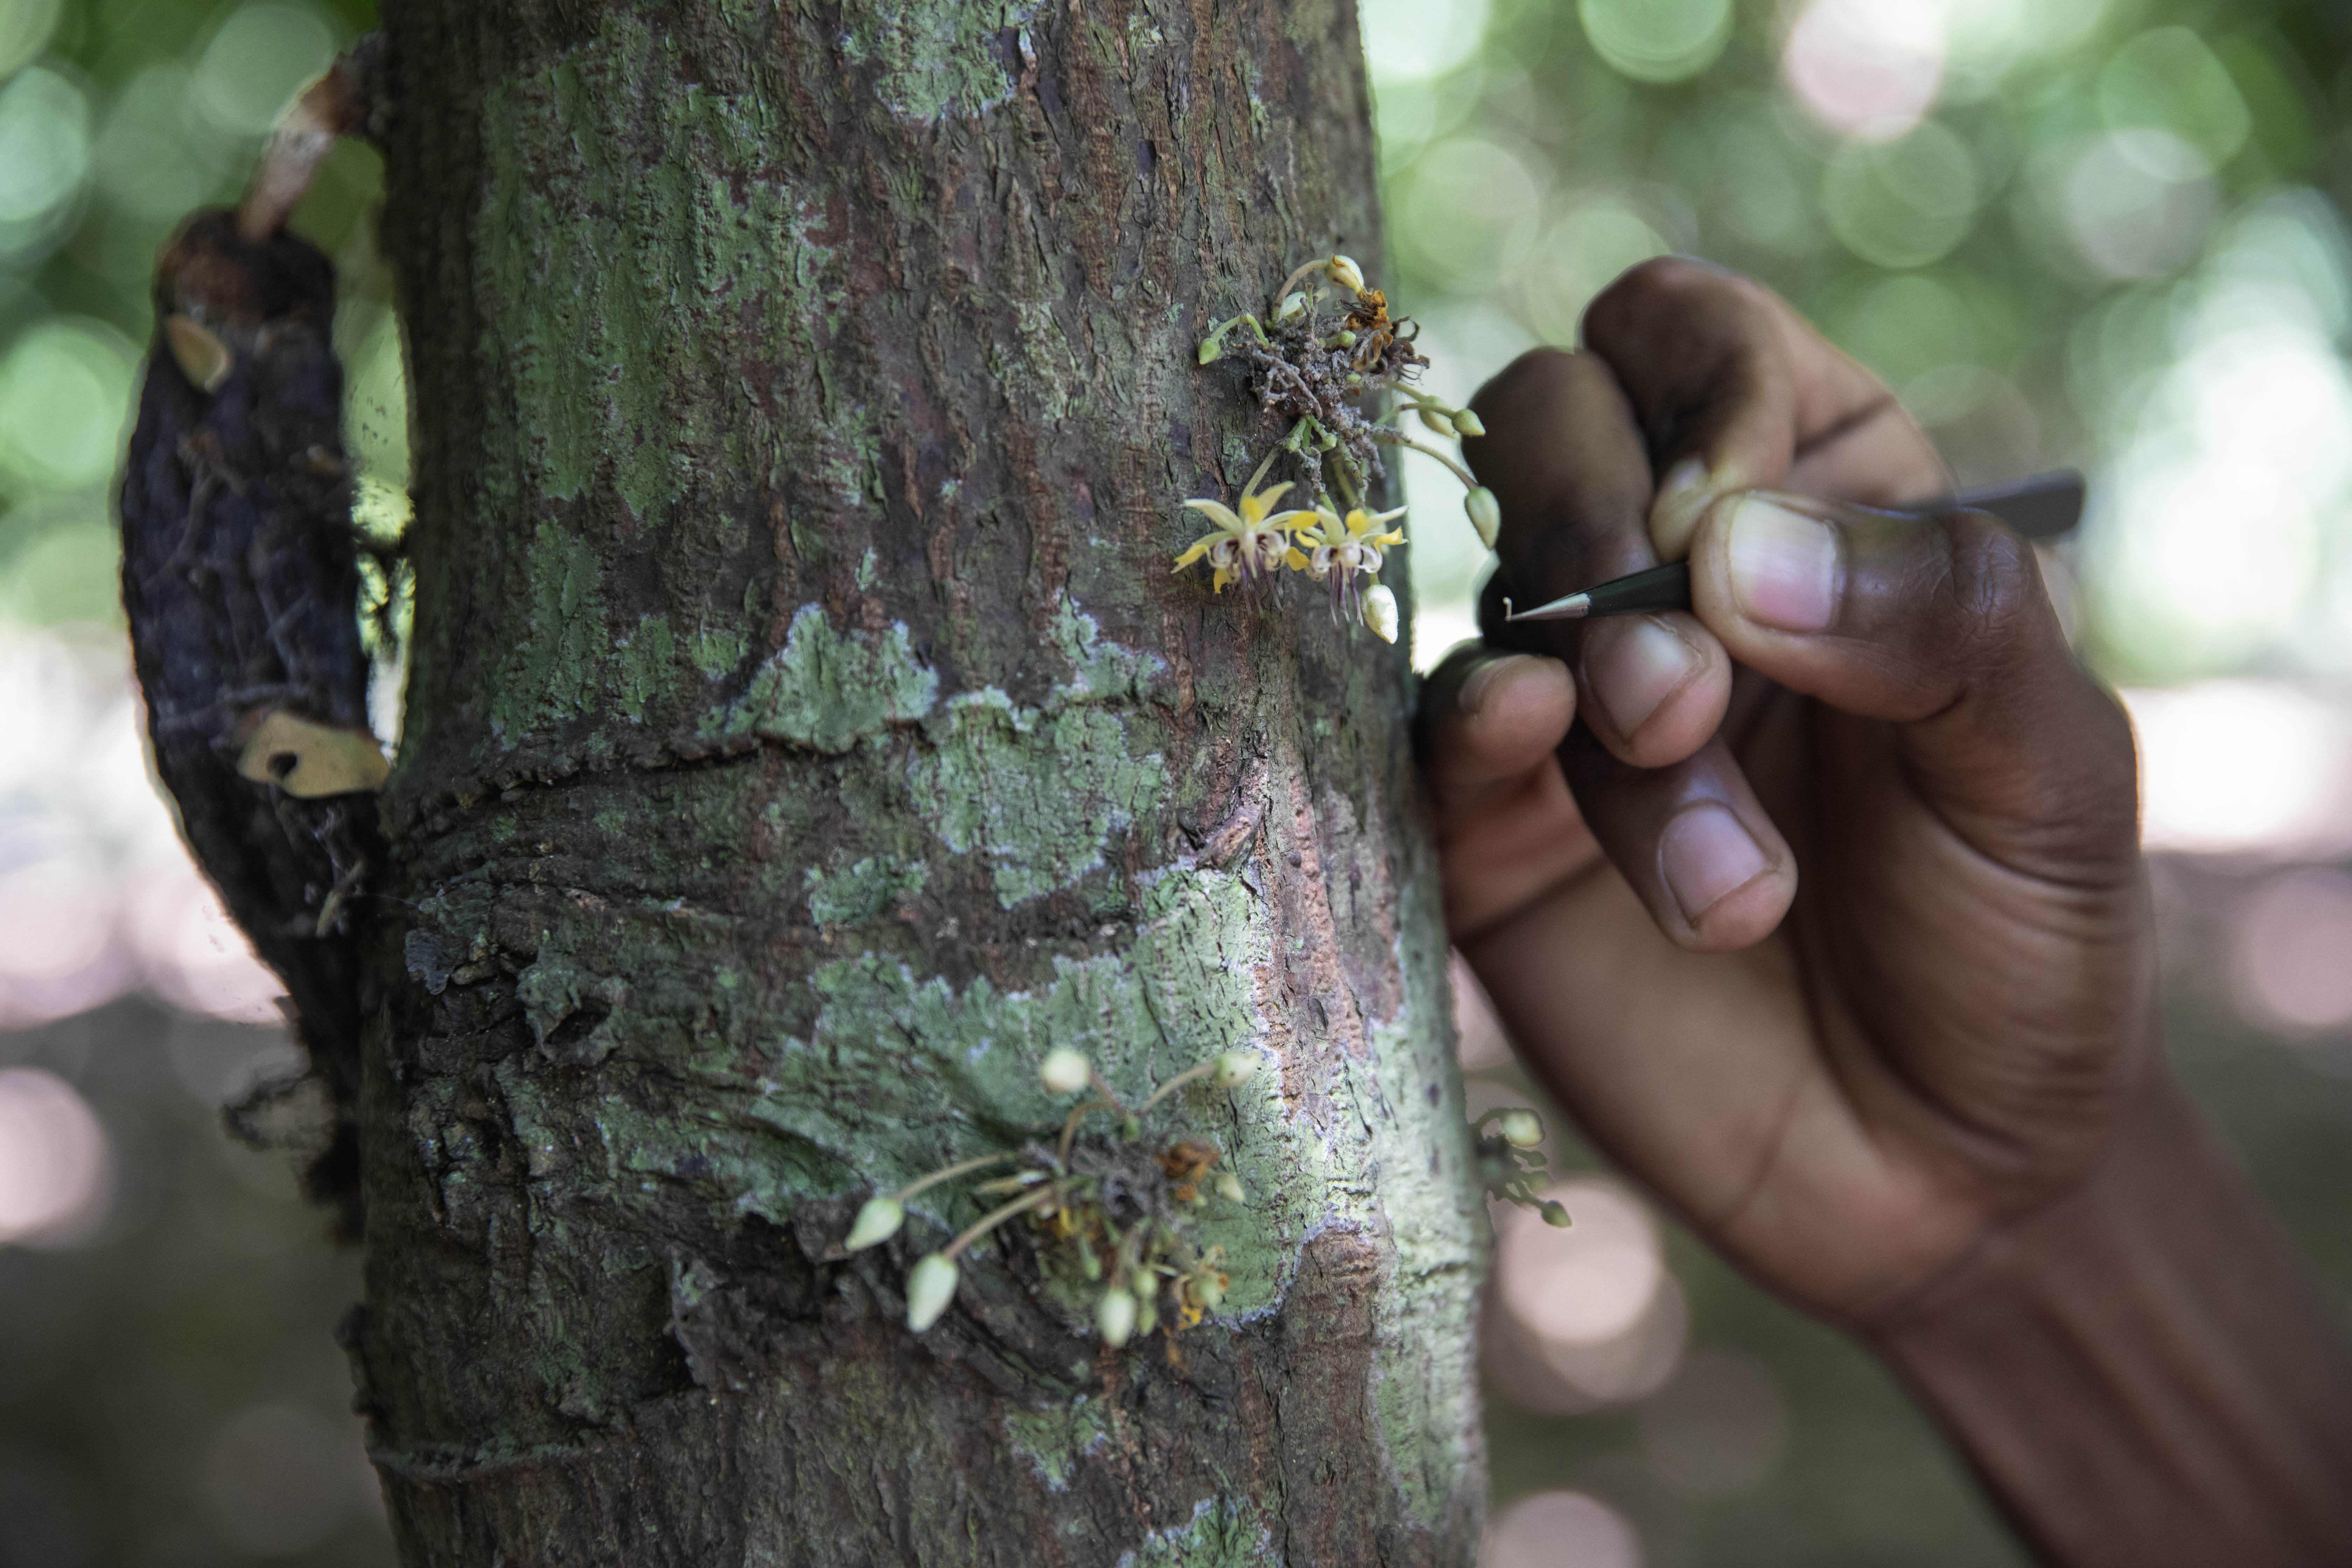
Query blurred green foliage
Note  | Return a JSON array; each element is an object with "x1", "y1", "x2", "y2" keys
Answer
[
  {"x1": 1376, "y1": 0, "x2": 2352, "y2": 687},
  {"x1": 0, "y1": 0, "x2": 393, "y2": 633}
]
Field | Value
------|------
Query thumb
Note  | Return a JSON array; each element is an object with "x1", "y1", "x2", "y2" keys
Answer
[{"x1": 1687, "y1": 490, "x2": 2138, "y2": 882}]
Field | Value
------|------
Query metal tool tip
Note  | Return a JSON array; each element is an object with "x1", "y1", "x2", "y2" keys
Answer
[{"x1": 1502, "y1": 592, "x2": 1591, "y2": 623}]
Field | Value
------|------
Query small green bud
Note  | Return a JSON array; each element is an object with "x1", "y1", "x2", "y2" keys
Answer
[
  {"x1": 1079, "y1": 1241, "x2": 1103, "y2": 1281},
  {"x1": 1540, "y1": 1199, "x2": 1573, "y2": 1228},
  {"x1": 1314, "y1": 427, "x2": 1339, "y2": 451},
  {"x1": 844, "y1": 1195, "x2": 905, "y2": 1252},
  {"x1": 1213, "y1": 1051, "x2": 1259, "y2": 1088},
  {"x1": 1194, "y1": 1274, "x2": 1225, "y2": 1311},
  {"x1": 1097, "y1": 1287, "x2": 1138, "y2": 1347},
  {"x1": 1196, "y1": 338, "x2": 1223, "y2": 365},
  {"x1": 1325, "y1": 329, "x2": 1358, "y2": 349},
  {"x1": 907, "y1": 1253, "x2": 960, "y2": 1331},
  {"x1": 1419, "y1": 406, "x2": 1455, "y2": 436},
  {"x1": 1134, "y1": 1288, "x2": 1160, "y2": 1338},
  {"x1": 1452, "y1": 408, "x2": 1487, "y2": 438},
  {"x1": 1465, "y1": 486, "x2": 1501, "y2": 550},
  {"x1": 1120, "y1": 1115, "x2": 1142, "y2": 1142},
  {"x1": 1040, "y1": 1048, "x2": 1091, "y2": 1095},
  {"x1": 1214, "y1": 1171, "x2": 1246, "y2": 1203},
  {"x1": 1274, "y1": 291, "x2": 1308, "y2": 324},
  {"x1": 1499, "y1": 1110, "x2": 1543, "y2": 1149}
]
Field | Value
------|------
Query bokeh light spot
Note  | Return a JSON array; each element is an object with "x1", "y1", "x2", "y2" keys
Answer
[
  {"x1": 2099, "y1": 27, "x2": 2250, "y2": 178},
  {"x1": 1360, "y1": 0, "x2": 1491, "y2": 85},
  {"x1": 0, "y1": 318, "x2": 137, "y2": 494},
  {"x1": 192, "y1": 4, "x2": 338, "y2": 138},
  {"x1": 2051, "y1": 131, "x2": 2219, "y2": 281},
  {"x1": 95, "y1": 63, "x2": 237, "y2": 222},
  {"x1": 0, "y1": 1067, "x2": 113, "y2": 1247},
  {"x1": 1577, "y1": 0, "x2": 1732, "y2": 85},
  {"x1": 1489, "y1": 1179, "x2": 1687, "y2": 1412},
  {"x1": 1395, "y1": 136, "x2": 1545, "y2": 294},
  {"x1": 2233, "y1": 869, "x2": 2352, "y2": 1033},
  {"x1": 1783, "y1": 0, "x2": 1945, "y2": 141},
  {"x1": 1820, "y1": 121, "x2": 1978, "y2": 269},
  {"x1": 0, "y1": 66, "x2": 91, "y2": 231},
  {"x1": 0, "y1": 0, "x2": 61, "y2": 80},
  {"x1": 2125, "y1": 683, "x2": 2352, "y2": 857},
  {"x1": 1517, "y1": 196, "x2": 1669, "y2": 344},
  {"x1": 1483, "y1": 1490, "x2": 1642, "y2": 1568}
]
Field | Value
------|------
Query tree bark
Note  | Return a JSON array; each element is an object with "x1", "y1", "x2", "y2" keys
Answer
[{"x1": 357, "y1": 2, "x2": 1483, "y2": 1561}]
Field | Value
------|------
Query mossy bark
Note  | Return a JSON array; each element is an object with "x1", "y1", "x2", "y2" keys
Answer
[{"x1": 359, "y1": 2, "x2": 1484, "y2": 1561}]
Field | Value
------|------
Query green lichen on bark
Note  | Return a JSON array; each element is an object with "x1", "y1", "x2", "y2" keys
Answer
[
  {"x1": 705, "y1": 603, "x2": 939, "y2": 754},
  {"x1": 365, "y1": 0, "x2": 1483, "y2": 1561}
]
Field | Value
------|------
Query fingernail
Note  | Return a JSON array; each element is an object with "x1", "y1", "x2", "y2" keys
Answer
[
  {"x1": 1584, "y1": 616, "x2": 1700, "y2": 741},
  {"x1": 1660, "y1": 804, "x2": 1770, "y2": 924},
  {"x1": 1649, "y1": 458, "x2": 1719, "y2": 557},
  {"x1": 1460, "y1": 654, "x2": 1541, "y2": 716},
  {"x1": 1724, "y1": 494, "x2": 1839, "y2": 632}
]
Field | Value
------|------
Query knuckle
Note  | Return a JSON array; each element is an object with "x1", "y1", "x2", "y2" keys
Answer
[{"x1": 1936, "y1": 513, "x2": 2043, "y2": 662}]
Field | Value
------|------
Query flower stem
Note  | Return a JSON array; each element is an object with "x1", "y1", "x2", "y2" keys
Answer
[
  {"x1": 945, "y1": 1184, "x2": 1063, "y2": 1259},
  {"x1": 892, "y1": 1152, "x2": 1015, "y2": 1205},
  {"x1": 1380, "y1": 431, "x2": 1477, "y2": 489},
  {"x1": 1137, "y1": 1059, "x2": 1219, "y2": 1116}
]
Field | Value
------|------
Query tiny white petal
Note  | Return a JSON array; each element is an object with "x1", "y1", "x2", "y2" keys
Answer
[
  {"x1": 1465, "y1": 488, "x2": 1501, "y2": 550},
  {"x1": 907, "y1": 1253, "x2": 960, "y2": 1332},
  {"x1": 1097, "y1": 1287, "x2": 1138, "y2": 1347},
  {"x1": 844, "y1": 1195, "x2": 905, "y2": 1251},
  {"x1": 1040, "y1": 1048, "x2": 1091, "y2": 1095}
]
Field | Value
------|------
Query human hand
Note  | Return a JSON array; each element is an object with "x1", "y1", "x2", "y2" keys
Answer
[{"x1": 1424, "y1": 259, "x2": 2152, "y2": 1324}]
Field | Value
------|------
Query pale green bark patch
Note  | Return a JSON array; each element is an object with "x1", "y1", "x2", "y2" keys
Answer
[
  {"x1": 706, "y1": 603, "x2": 938, "y2": 754},
  {"x1": 839, "y1": 0, "x2": 1045, "y2": 121},
  {"x1": 805, "y1": 855, "x2": 928, "y2": 926},
  {"x1": 910, "y1": 691, "x2": 1168, "y2": 906}
]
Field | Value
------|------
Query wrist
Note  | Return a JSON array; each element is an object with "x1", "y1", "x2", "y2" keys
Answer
[{"x1": 1872, "y1": 1069, "x2": 2352, "y2": 1568}]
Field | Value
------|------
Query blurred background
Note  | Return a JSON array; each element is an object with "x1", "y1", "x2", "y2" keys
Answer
[{"x1": 2, "y1": 0, "x2": 2351, "y2": 1563}]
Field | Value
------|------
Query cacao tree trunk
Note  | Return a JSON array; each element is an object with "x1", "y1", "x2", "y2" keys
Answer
[{"x1": 356, "y1": 2, "x2": 1484, "y2": 1560}]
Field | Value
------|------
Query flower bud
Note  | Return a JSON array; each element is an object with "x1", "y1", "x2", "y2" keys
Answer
[
  {"x1": 1499, "y1": 1110, "x2": 1543, "y2": 1149},
  {"x1": 1274, "y1": 291, "x2": 1307, "y2": 324},
  {"x1": 1465, "y1": 487, "x2": 1500, "y2": 549},
  {"x1": 1325, "y1": 253, "x2": 1367, "y2": 294},
  {"x1": 1452, "y1": 408, "x2": 1486, "y2": 438},
  {"x1": 1363, "y1": 584, "x2": 1399, "y2": 644},
  {"x1": 1120, "y1": 1115, "x2": 1142, "y2": 1142},
  {"x1": 1419, "y1": 406, "x2": 1455, "y2": 436},
  {"x1": 906, "y1": 1253, "x2": 960, "y2": 1331},
  {"x1": 1540, "y1": 1199, "x2": 1573, "y2": 1228},
  {"x1": 1193, "y1": 1273, "x2": 1226, "y2": 1311},
  {"x1": 1134, "y1": 1288, "x2": 1160, "y2": 1338},
  {"x1": 1097, "y1": 1286, "x2": 1138, "y2": 1347},
  {"x1": 1040, "y1": 1048, "x2": 1091, "y2": 1095},
  {"x1": 1196, "y1": 337, "x2": 1223, "y2": 365},
  {"x1": 1079, "y1": 1241, "x2": 1103, "y2": 1281},
  {"x1": 1214, "y1": 1171, "x2": 1246, "y2": 1203},
  {"x1": 1213, "y1": 1051, "x2": 1259, "y2": 1088},
  {"x1": 844, "y1": 1195, "x2": 905, "y2": 1252}
]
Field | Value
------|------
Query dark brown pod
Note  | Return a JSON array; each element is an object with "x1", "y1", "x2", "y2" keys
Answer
[{"x1": 119, "y1": 209, "x2": 378, "y2": 1236}]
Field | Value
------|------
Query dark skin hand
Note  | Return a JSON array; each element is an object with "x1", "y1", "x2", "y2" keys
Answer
[
  {"x1": 1428, "y1": 257, "x2": 2148, "y2": 1322},
  {"x1": 1424, "y1": 258, "x2": 2352, "y2": 1566}
]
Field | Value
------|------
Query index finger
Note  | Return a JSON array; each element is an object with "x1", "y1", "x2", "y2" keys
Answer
[{"x1": 1580, "y1": 259, "x2": 1948, "y2": 555}]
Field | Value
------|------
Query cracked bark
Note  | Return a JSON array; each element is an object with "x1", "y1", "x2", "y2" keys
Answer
[{"x1": 357, "y1": 2, "x2": 1484, "y2": 1561}]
